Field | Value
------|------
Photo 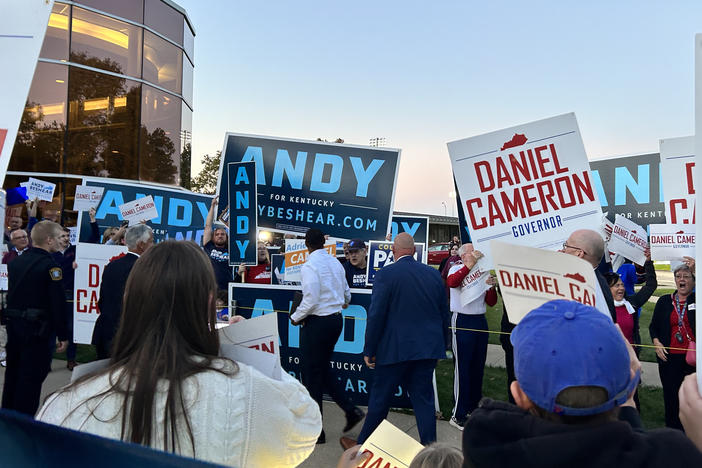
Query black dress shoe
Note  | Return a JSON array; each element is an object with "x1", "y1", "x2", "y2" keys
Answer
[
  {"x1": 343, "y1": 407, "x2": 365, "y2": 432},
  {"x1": 316, "y1": 430, "x2": 326, "y2": 444}
]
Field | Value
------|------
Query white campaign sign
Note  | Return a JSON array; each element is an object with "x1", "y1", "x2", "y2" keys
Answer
[
  {"x1": 218, "y1": 313, "x2": 281, "y2": 380},
  {"x1": 448, "y1": 113, "x2": 602, "y2": 267},
  {"x1": 0, "y1": 0, "x2": 55, "y2": 185},
  {"x1": 26, "y1": 177, "x2": 56, "y2": 202},
  {"x1": 118, "y1": 195, "x2": 159, "y2": 226},
  {"x1": 660, "y1": 136, "x2": 695, "y2": 225},
  {"x1": 73, "y1": 243, "x2": 128, "y2": 343},
  {"x1": 0, "y1": 264, "x2": 7, "y2": 291},
  {"x1": 73, "y1": 186, "x2": 105, "y2": 211},
  {"x1": 649, "y1": 224, "x2": 695, "y2": 261},
  {"x1": 456, "y1": 257, "x2": 491, "y2": 307},
  {"x1": 491, "y1": 240, "x2": 598, "y2": 324},
  {"x1": 357, "y1": 420, "x2": 424, "y2": 468},
  {"x1": 607, "y1": 214, "x2": 648, "y2": 266}
]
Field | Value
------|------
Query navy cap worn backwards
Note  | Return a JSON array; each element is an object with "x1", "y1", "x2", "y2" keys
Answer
[
  {"x1": 511, "y1": 299, "x2": 639, "y2": 416},
  {"x1": 347, "y1": 239, "x2": 366, "y2": 251}
]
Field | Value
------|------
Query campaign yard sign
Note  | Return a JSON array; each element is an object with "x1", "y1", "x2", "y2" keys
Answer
[
  {"x1": 229, "y1": 283, "x2": 412, "y2": 408},
  {"x1": 607, "y1": 214, "x2": 648, "y2": 266},
  {"x1": 283, "y1": 239, "x2": 336, "y2": 283},
  {"x1": 118, "y1": 195, "x2": 159, "y2": 226},
  {"x1": 227, "y1": 162, "x2": 258, "y2": 265},
  {"x1": 73, "y1": 186, "x2": 104, "y2": 211},
  {"x1": 77, "y1": 179, "x2": 213, "y2": 244},
  {"x1": 26, "y1": 177, "x2": 56, "y2": 202},
  {"x1": 660, "y1": 136, "x2": 695, "y2": 225},
  {"x1": 216, "y1": 133, "x2": 400, "y2": 241},
  {"x1": 491, "y1": 241, "x2": 598, "y2": 324},
  {"x1": 390, "y1": 215, "x2": 429, "y2": 262},
  {"x1": 649, "y1": 224, "x2": 695, "y2": 262},
  {"x1": 365, "y1": 241, "x2": 425, "y2": 286},
  {"x1": 73, "y1": 243, "x2": 128, "y2": 343},
  {"x1": 448, "y1": 113, "x2": 602, "y2": 266},
  {"x1": 450, "y1": 257, "x2": 491, "y2": 306},
  {"x1": 589, "y1": 152, "x2": 665, "y2": 229},
  {"x1": 357, "y1": 420, "x2": 424, "y2": 468}
]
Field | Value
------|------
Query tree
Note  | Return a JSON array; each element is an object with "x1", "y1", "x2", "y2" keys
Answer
[
  {"x1": 180, "y1": 142, "x2": 191, "y2": 190},
  {"x1": 190, "y1": 151, "x2": 221, "y2": 194}
]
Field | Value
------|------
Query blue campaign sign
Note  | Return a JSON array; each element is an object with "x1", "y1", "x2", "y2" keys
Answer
[
  {"x1": 365, "y1": 241, "x2": 425, "y2": 286},
  {"x1": 229, "y1": 283, "x2": 412, "y2": 409},
  {"x1": 227, "y1": 162, "x2": 257, "y2": 265},
  {"x1": 390, "y1": 215, "x2": 429, "y2": 246},
  {"x1": 78, "y1": 179, "x2": 213, "y2": 244},
  {"x1": 216, "y1": 134, "x2": 400, "y2": 241},
  {"x1": 454, "y1": 177, "x2": 471, "y2": 243}
]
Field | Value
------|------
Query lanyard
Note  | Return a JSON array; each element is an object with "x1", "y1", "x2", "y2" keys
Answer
[{"x1": 673, "y1": 293, "x2": 690, "y2": 339}]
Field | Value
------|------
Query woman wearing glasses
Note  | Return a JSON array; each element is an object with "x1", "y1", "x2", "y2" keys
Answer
[{"x1": 649, "y1": 263, "x2": 696, "y2": 429}]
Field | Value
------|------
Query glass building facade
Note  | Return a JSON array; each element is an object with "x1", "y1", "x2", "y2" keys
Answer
[{"x1": 6, "y1": 0, "x2": 194, "y2": 225}]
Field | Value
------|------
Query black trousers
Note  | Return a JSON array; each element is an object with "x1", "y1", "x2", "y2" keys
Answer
[
  {"x1": 300, "y1": 313, "x2": 356, "y2": 419},
  {"x1": 1, "y1": 319, "x2": 54, "y2": 416},
  {"x1": 499, "y1": 309, "x2": 517, "y2": 404},
  {"x1": 658, "y1": 353, "x2": 695, "y2": 430}
]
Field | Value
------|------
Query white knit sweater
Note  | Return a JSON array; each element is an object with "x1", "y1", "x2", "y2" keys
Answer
[{"x1": 37, "y1": 360, "x2": 321, "y2": 467}]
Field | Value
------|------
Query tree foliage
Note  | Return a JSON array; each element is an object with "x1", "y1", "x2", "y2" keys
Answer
[{"x1": 190, "y1": 150, "x2": 221, "y2": 194}]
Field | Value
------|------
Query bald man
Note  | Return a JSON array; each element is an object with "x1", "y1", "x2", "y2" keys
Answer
[
  {"x1": 561, "y1": 229, "x2": 616, "y2": 319},
  {"x1": 351, "y1": 233, "x2": 449, "y2": 446}
]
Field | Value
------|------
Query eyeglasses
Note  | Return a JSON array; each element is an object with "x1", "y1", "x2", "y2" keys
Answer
[
  {"x1": 675, "y1": 274, "x2": 693, "y2": 280},
  {"x1": 11, "y1": 235, "x2": 27, "y2": 240},
  {"x1": 562, "y1": 242, "x2": 587, "y2": 256}
]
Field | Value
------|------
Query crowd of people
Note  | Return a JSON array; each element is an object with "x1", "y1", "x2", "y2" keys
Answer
[{"x1": 2, "y1": 198, "x2": 702, "y2": 466}]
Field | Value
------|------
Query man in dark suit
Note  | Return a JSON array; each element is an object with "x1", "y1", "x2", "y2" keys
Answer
[
  {"x1": 92, "y1": 224, "x2": 153, "y2": 359},
  {"x1": 354, "y1": 233, "x2": 449, "y2": 445}
]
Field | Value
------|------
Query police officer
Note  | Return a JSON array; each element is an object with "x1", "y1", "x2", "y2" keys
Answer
[{"x1": 1, "y1": 221, "x2": 68, "y2": 416}]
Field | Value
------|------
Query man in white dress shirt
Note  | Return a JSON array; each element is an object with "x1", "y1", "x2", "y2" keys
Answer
[{"x1": 290, "y1": 229, "x2": 364, "y2": 444}]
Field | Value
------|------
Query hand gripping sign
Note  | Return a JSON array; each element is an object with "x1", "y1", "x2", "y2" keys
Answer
[{"x1": 491, "y1": 240, "x2": 598, "y2": 324}]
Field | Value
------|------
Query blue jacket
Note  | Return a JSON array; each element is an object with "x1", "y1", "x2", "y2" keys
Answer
[{"x1": 364, "y1": 256, "x2": 449, "y2": 365}]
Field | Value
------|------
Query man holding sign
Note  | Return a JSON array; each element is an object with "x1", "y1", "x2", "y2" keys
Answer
[{"x1": 445, "y1": 244, "x2": 497, "y2": 430}]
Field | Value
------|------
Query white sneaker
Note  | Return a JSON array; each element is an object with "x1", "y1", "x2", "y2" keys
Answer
[{"x1": 449, "y1": 416, "x2": 467, "y2": 431}]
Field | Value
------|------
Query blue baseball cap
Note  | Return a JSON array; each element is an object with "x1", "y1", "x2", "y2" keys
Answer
[
  {"x1": 347, "y1": 239, "x2": 366, "y2": 251},
  {"x1": 511, "y1": 300, "x2": 640, "y2": 416}
]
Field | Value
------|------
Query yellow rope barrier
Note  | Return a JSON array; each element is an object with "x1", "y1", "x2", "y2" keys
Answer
[{"x1": 62, "y1": 302, "x2": 693, "y2": 352}]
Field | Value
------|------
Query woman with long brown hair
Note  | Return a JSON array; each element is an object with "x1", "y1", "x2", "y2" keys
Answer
[{"x1": 38, "y1": 241, "x2": 321, "y2": 467}]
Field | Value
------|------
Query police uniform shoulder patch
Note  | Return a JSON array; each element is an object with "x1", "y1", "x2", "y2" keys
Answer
[{"x1": 49, "y1": 267, "x2": 63, "y2": 281}]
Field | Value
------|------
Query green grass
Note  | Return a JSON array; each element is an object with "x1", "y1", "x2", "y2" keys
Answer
[
  {"x1": 53, "y1": 344, "x2": 97, "y2": 363},
  {"x1": 436, "y1": 362, "x2": 665, "y2": 428},
  {"x1": 653, "y1": 262, "x2": 671, "y2": 271}
]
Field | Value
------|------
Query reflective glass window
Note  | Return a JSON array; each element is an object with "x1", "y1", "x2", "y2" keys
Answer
[
  {"x1": 183, "y1": 21, "x2": 194, "y2": 63},
  {"x1": 76, "y1": 0, "x2": 144, "y2": 23},
  {"x1": 180, "y1": 101, "x2": 192, "y2": 189},
  {"x1": 66, "y1": 67, "x2": 140, "y2": 180},
  {"x1": 140, "y1": 85, "x2": 181, "y2": 185},
  {"x1": 143, "y1": 30, "x2": 182, "y2": 94},
  {"x1": 70, "y1": 7, "x2": 142, "y2": 78},
  {"x1": 9, "y1": 63, "x2": 67, "y2": 174},
  {"x1": 41, "y1": 3, "x2": 70, "y2": 61},
  {"x1": 182, "y1": 55, "x2": 193, "y2": 106},
  {"x1": 144, "y1": 0, "x2": 183, "y2": 45}
]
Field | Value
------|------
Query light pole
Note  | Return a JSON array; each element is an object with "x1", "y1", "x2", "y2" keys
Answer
[
  {"x1": 448, "y1": 191, "x2": 456, "y2": 217},
  {"x1": 441, "y1": 201, "x2": 447, "y2": 216}
]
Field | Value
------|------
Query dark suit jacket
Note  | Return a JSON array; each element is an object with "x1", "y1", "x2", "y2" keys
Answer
[
  {"x1": 364, "y1": 255, "x2": 449, "y2": 366},
  {"x1": 91, "y1": 252, "x2": 139, "y2": 350}
]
